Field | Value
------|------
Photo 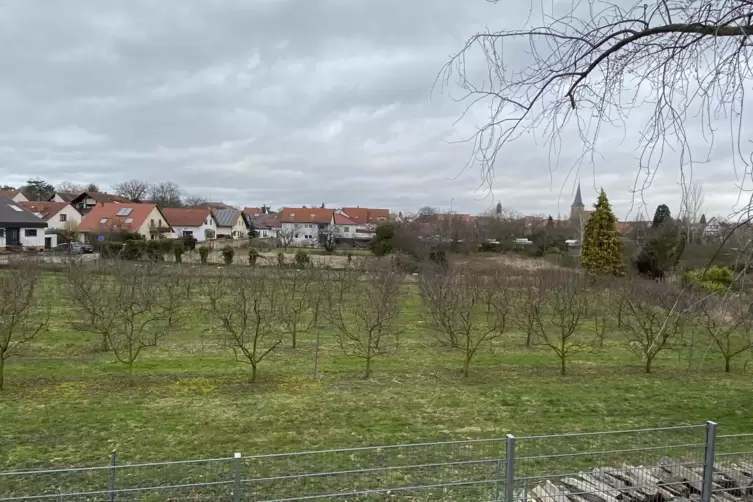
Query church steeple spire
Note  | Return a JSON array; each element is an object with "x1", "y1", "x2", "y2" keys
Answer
[{"x1": 572, "y1": 183, "x2": 584, "y2": 208}]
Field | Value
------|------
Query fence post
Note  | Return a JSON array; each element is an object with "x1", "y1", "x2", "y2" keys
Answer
[
  {"x1": 701, "y1": 421, "x2": 717, "y2": 502},
  {"x1": 504, "y1": 434, "x2": 516, "y2": 502},
  {"x1": 233, "y1": 452, "x2": 242, "y2": 502},
  {"x1": 495, "y1": 459, "x2": 502, "y2": 501},
  {"x1": 107, "y1": 450, "x2": 117, "y2": 502}
]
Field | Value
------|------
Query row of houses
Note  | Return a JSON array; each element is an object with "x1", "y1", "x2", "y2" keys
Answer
[{"x1": 0, "y1": 187, "x2": 391, "y2": 250}]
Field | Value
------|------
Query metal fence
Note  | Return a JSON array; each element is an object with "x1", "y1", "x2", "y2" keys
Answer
[{"x1": 2, "y1": 422, "x2": 752, "y2": 501}]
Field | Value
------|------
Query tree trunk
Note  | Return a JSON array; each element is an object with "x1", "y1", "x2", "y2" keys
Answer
[
  {"x1": 128, "y1": 360, "x2": 134, "y2": 384},
  {"x1": 0, "y1": 356, "x2": 5, "y2": 390},
  {"x1": 250, "y1": 363, "x2": 257, "y2": 383},
  {"x1": 313, "y1": 330, "x2": 320, "y2": 378},
  {"x1": 101, "y1": 334, "x2": 109, "y2": 352},
  {"x1": 463, "y1": 356, "x2": 470, "y2": 378},
  {"x1": 363, "y1": 357, "x2": 371, "y2": 379},
  {"x1": 291, "y1": 330, "x2": 297, "y2": 349},
  {"x1": 559, "y1": 356, "x2": 566, "y2": 376},
  {"x1": 725, "y1": 357, "x2": 731, "y2": 373},
  {"x1": 645, "y1": 356, "x2": 653, "y2": 374}
]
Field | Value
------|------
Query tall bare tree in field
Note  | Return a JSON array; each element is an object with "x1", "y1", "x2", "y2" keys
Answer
[
  {"x1": 0, "y1": 264, "x2": 50, "y2": 390},
  {"x1": 613, "y1": 277, "x2": 690, "y2": 373},
  {"x1": 204, "y1": 269, "x2": 282, "y2": 382},
  {"x1": 276, "y1": 266, "x2": 318, "y2": 349},
  {"x1": 322, "y1": 260, "x2": 404, "y2": 379},
  {"x1": 533, "y1": 270, "x2": 591, "y2": 375},
  {"x1": 698, "y1": 294, "x2": 753, "y2": 372},
  {"x1": 67, "y1": 260, "x2": 179, "y2": 381},
  {"x1": 419, "y1": 264, "x2": 507, "y2": 377},
  {"x1": 439, "y1": 0, "x2": 753, "y2": 199}
]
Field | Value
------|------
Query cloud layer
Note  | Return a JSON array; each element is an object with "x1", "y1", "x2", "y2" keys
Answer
[{"x1": 0, "y1": 0, "x2": 746, "y2": 220}]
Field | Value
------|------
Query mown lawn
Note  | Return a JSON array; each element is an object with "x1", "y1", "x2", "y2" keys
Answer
[{"x1": 2, "y1": 282, "x2": 752, "y2": 478}]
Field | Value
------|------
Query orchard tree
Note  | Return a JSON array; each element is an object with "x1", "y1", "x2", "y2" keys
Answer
[
  {"x1": 22, "y1": 178, "x2": 54, "y2": 200},
  {"x1": 580, "y1": 189, "x2": 624, "y2": 276},
  {"x1": 438, "y1": 0, "x2": 753, "y2": 203}
]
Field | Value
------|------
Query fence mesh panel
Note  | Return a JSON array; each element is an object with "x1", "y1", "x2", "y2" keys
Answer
[{"x1": 3, "y1": 422, "x2": 752, "y2": 502}]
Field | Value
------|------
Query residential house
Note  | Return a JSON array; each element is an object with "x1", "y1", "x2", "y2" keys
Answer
[
  {"x1": 341, "y1": 207, "x2": 390, "y2": 225},
  {"x1": 331, "y1": 211, "x2": 364, "y2": 241},
  {"x1": 195, "y1": 202, "x2": 236, "y2": 210},
  {"x1": 18, "y1": 201, "x2": 82, "y2": 235},
  {"x1": 0, "y1": 196, "x2": 54, "y2": 249},
  {"x1": 213, "y1": 208, "x2": 248, "y2": 238},
  {"x1": 162, "y1": 207, "x2": 218, "y2": 242},
  {"x1": 279, "y1": 207, "x2": 334, "y2": 246},
  {"x1": 70, "y1": 191, "x2": 131, "y2": 214},
  {"x1": 0, "y1": 190, "x2": 29, "y2": 203},
  {"x1": 703, "y1": 217, "x2": 724, "y2": 240},
  {"x1": 246, "y1": 214, "x2": 280, "y2": 239},
  {"x1": 48, "y1": 192, "x2": 78, "y2": 203},
  {"x1": 243, "y1": 207, "x2": 264, "y2": 218},
  {"x1": 78, "y1": 203, "x2": 173, "y2": 241}
]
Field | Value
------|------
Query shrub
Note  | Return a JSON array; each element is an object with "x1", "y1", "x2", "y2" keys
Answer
[
  {"x1": 146, "y1": 240, "x2": 165, "y2": 261},
  {"x1": 683, "y1": 266, "x2": 734, "y2": 292},
  {"x1": 371, "y1": 222, "x2": 396, "y2": 256},
  {"x1": 100, "y1": 242, "x2": 124, "y2": 258},
  {"x1": 248, "y1": 248, "x2": 260, "y2": 267},
  {"x1": 221, "y1": 246, "x2": 235, "y2": 265},
  {"x1": 347, "y1": 252, "x2": 353, "y2": 263},
  {"x1": 294, "y1": 249, "x2": 310, "y2": 268},
  {"x1": 180, "y1": 235, "x2": 198, "y2": 251},
  {"x1": 122, "y1": 239, "x2": 146, "y2": 261},
  {"x1": 277, "y1": 252, "x2": 285, "y2": 267},
  {"x1": 198, "y1": 246, "x2": 209, "y2": 264},
  {"x1": 173, "y1": 239, "x2": 185, "y2": 263},
  {"x1": 429, "y1": 249, "x2": 447, "y2": 267}
]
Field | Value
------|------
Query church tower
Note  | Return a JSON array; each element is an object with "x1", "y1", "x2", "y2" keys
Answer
[{"x1": 569, "y1": 183, "x2": 585, "y2": 224}]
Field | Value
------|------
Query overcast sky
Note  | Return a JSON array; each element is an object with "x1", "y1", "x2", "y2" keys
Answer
[{"x1": 0, "y1": 0, "x2": 749, "y2": 220}]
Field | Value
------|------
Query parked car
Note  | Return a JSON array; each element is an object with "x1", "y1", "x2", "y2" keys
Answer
[{"x1": 54, "y1": 242, "x2": 94, "y2": 254}]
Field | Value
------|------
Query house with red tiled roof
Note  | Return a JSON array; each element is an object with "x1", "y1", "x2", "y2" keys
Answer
[
  {"x1": 70, "y1": 191, "x2": 131, "y2": 214},
  {"x1": 77, "y1": 203, "x2": 173, "y2": 242},
  {"x1": 0, "y1": 189, "x2": 28, "y2": 203},
  {"x1": 246, "y1": 213, "x2": 281, "y2": 239},
  {"x1": 279, "y1": 207, "x2": 335, "y2": 246},
  {"x1": 341, "y1": 207, "x2": 390, "y2": 225},
  {"x1": 18, "y1": 201, "x2": 81, "y2": 232},
  {"x1": 162, "y1": 207, "x2": 218, "y2": 242}
]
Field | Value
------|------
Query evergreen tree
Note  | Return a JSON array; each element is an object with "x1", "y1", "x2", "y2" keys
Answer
[
  {"x1": 580, "y1": 189, "x2": 624, "y2": 276},
  {"x1": 546, "y1": 215, "x2": 554, "y2": 226},
  {"x1": 495, "y1": 202, "x2": 502, "y2": 215},
  {"x1": 652, "y1": 204, "x2": 672, "y2": 228},
  {"x1": 699, "y1": 213, "x2": 707, "y2": 225}
]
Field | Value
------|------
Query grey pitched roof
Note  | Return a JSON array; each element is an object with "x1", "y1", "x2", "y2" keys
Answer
[
  {"x1": 0, "y1": 196, "x2": 48, "y2": 228},
  {"x1": 213, "y1": 208, "x2": 242, "y2": 227},
  {"x1": 572, "y1": 183, "x2": 584, "y2": 207}
]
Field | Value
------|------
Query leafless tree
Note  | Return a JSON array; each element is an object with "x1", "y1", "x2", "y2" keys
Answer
[
  {"x1": 111, "y1": 179, "x2": 150, "y2": 201},
  {"x1": 277, "y1": 228, "x2": 295, "y2": 250},
  {"x1": 322, "y1": 260, "x2": 405, "y2": 379},
  {"x1": 419, "y1": 264, "x2": 506, "y2": 377},
  {"x1": 613, "y1": 277, "x2": 690, "y2": 373},
  {"x1": 67, "y1": 260, "x2": 178, "y2": 381},
  {"x1": 0, "y1": 264, "x2": 50, "y2": 390},
  {"x1": 511, "y1": 273, "x2": 543, "y2": 346},
  {"x1": 679, "y1": 181, "x2": 705, "y2": 242},
  {"x1": 204, "y1": 269, "x2": 282, "y2": 382},
  {"x1": 183, "y1": 194, "x2": 208, "y2": 208},
  {"x1": 148, "y1": 181, "x2": 183, "y2": 208},
  {"x1": 55, "y1": 181, "x2": 84, "y2": 194},
  {"x1": 698, "y1": 294, "x2": 753, "y2": 372},
  {"x1": 439, "y1": 0, "x2": 753, "y2": 197},
  {"x1": 532, "y1": 270, "x2": 591, "y2": 375},
  {"x1": 276, "y1": 266, "x2": 318, "y2": 349}
]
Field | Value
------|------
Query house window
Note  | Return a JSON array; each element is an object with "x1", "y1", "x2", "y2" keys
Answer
[
  {"x1": 0, "y1": 229, "x2": 5, "y2": 238},
  {"x1": 125, "y1": 218, "x2": 133, "y2": 224},
  {"x1": 183, "y1": 230, "x2": 194, "y2": 237},
  {"x1": 59, "y1": 213, "x2": 67, "y2": 222},
  {"x1": 25, "y1": 229, "x2": 37, "y2": 237},
  {"x1": 116, "y1": 208, "x2": 133, "y2": 216},
  {"x1": 150, "y1": 219, "x2": 155, "y2": 226},
  {"x1": 8, "y1": 204, "x2": 22, "y2": 212},
  {"x1": 343, "y1": 226, "x2": 350, "y2": 233},
  {"x1": 99, "y1": 218, "x2": 108, "y2": 224},
  {"x1": 294, "y1": 233, "x2": 299, "y2": 239}
]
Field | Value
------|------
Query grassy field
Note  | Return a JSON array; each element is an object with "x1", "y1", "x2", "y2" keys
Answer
[{"x1": 3, "y1": 268, "x2": 753, "y2": 479}]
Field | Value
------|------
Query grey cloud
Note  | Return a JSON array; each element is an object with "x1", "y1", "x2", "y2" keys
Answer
[{"x1": 0, "y1": 0, "x2": 742, "y2": 217}]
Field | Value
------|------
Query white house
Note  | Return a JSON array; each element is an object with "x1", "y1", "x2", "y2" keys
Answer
[
  {"x1": 162, "y1": 208, "x2": 217, "y2": 242},
  {"x1": 245, "y1": 213, "x2": 281, "y2": 239},
  {"x1": 703, "y1": 217, "x2": 724, "y2": 240},
  {"x1": 279, "y1": 207, "x2": 334, "y2": 247},
  {"x1": 18, "y1": 201, "x2": 82, "y2": 232},
  {"x1": 0, "y1": 195, "x2": 53, "y2": 249},
  {"x1": 213, "y1": 208, "x2": 248, "y2": 239}
]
